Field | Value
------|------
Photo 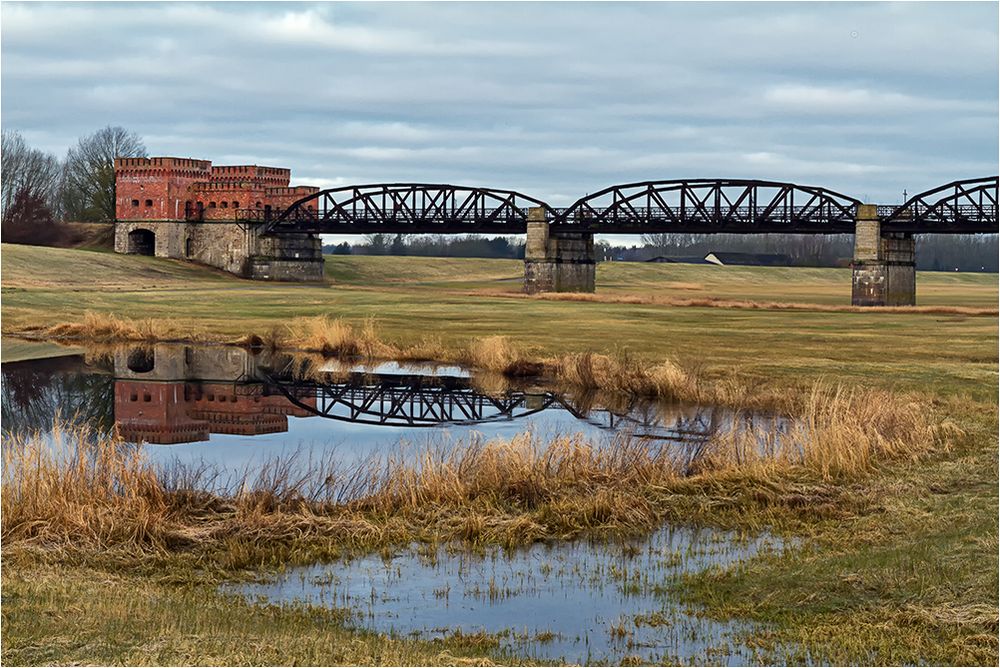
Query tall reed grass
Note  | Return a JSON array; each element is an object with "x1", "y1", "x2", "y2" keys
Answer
[
  {"x1": 2, "y1": 382, "x2": 947, "y2": 561},
  {"x1": 282, "y1": 316, "x2": 396, "y2": 359},
  {"x1": 44, "y1": 311, "x2": 180, "y2": 342}
]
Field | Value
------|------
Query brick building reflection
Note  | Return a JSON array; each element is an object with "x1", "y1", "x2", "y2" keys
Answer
[{"x1": 113, "y1": 345, "x2": 316, "y2": 445}]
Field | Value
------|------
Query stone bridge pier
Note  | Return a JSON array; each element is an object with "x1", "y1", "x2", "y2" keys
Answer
[
  {"x1": 851, "y1": 204, "x2": 916, "y2": 306},
  {"x1": 523, "y1": 207, "x2": 596, "y2": 294}
]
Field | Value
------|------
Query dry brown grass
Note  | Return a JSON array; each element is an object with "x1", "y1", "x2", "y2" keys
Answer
[
  {"x1": 458, "y1": 335, "x2": 544, "y2": 376},
  {"x1": 1, "y1": 423, "x2": 171, "y2": 554},
  {"x1": 702, "y1": 384, "x2": 944, "y2": 480},
  {"x1": 556, "y1": 350, "x2": 698, "y2": 400},
  {"x1": 552, "y1": 349, "x2": 799, "y2": 413},
  {"x1": 281, "y1": 315, "x2": 398, "y2": 359},
  {"x1": 2, "y1": 382, "x2": 947, "y2": 562},
  {"x1": 42, "y1": 311, "x2": 181, "y2": 343},
  {"x1": 468, "y1": 289, "x2": 999, "y2": 316}
]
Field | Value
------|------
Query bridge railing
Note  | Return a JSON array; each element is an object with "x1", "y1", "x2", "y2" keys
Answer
[
  {"x1": 229, "y1": 203, "x2": 995, "y2": 232},
  {"x1": 238, "y1": 206, "x2": 540, "y2": 226},
  {"x1": 878, "y1": 204, "x2": 997, "y2": 227}
]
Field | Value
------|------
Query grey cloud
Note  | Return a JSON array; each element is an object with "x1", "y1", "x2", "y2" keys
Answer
[{"x1": 2, "y1": 1, "x2": 997, "y2": 208}]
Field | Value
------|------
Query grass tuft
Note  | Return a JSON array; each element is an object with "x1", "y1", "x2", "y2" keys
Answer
[
  {"x1": 283, "y1": 315, "x2": 397, "y2": 359},
  {"x1": 43, "y1": 311, "x2": 179, "y2": 342}
]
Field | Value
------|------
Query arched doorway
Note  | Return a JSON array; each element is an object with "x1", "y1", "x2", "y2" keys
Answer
[
  {"x1": 126, "y1": 347, "x2": 155, "y2": 373},
  {"x1": 127, "y1": 229, "x2": 155, "y2": 256}
]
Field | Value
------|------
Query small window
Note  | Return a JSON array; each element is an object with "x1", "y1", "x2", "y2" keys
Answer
[
  {"x1": 208, "y1": 202, "x2": 216, "y2": 208},
  {"x1": 144, "y1": 199, "x2": 153, "y2": 207},
  {"x1": 131, "y1": 199, "x2": 139, "y2": 207},
  {"x1": 143, "y1": 393, "x2": 151, "y2": 402},
  {"x1": 256, "y1": 201, "x2": 262, "y2": 208},
  {"x1": 130, "y1": 393, "x2": 138, "y2": 401},
  {"x1": 232, "y1": 201, "x2": 239, "y2": 208},
  {"x1": 221, "y1": 201, "x2": 228, "y2": 209}
]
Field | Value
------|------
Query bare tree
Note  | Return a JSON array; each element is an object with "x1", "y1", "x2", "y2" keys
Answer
[
  {"x1": 1, "y1": 130, "x2": 62, "y2": 220},
  {"x1": 641, "y1": 232, "x2": 698, "y2": 251},
  {"x1": 364, "y1": 233, "x2": 389, "y2": 255},
  {"x1": 61, "y1": 126, "x2": 146, "y2": 222},
  {"x1": 640, "y1": 233, "x2": 671, "y2": 250}
]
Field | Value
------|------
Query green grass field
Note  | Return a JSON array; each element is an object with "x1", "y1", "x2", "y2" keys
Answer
[{"x1": 1, "y1": 243, "x2": 998, "y2": 665}]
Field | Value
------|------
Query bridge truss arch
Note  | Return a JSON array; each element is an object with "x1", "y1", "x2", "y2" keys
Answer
[
  {"x1": 258, "y1": 183, "x2": 557, "y2": 235},
  {"x1": 879, "y1": 176, "x2": 998, "y2": 233},
  {"x1": 264, "y1": 372, "x2": 563, "y2": 427},
  {"x1": 552, "y1": 179, "x2": 862, "y2": 234}
]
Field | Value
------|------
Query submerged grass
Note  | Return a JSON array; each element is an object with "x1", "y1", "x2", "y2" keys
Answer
[{"x1": 1, "y1": 566, "x2": 519, "y2": 667}]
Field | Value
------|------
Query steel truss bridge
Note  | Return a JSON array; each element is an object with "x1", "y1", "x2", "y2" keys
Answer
[
  {"x1": 260, "y1": 369, "x2": 721, "y2": 440},
  {"x1": 236, "y1": 176, "x2": 998, "y2": 236}
]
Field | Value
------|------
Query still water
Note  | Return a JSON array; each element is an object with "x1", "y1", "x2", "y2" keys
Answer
[
  {"x1": 1, "y1": 341, "x2": 788, "y2": 484},
  {"x1": 228, "y1": 527, "x2": 784, "y2": 665}
]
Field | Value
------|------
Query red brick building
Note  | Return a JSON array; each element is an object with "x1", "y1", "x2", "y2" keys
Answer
[
  {"x1": 114, "y1": 379, "x2": 318, "y2": 445},
  {"x1": 114, "y1": 157, "x2": 323, "y2": 280}
]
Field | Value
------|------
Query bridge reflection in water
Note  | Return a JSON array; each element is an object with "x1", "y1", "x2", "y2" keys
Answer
[{"x1": 111, "y1": 344, "x2": 732, "y2": 448}]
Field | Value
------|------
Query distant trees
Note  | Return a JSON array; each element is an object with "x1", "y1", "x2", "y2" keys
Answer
[
  {"x1": 2, "y1": 126, "x2": 147, "y2": 245},
  {"x1": 915, "y1": 235, "x2": 999, "y2": 272},
  {"x1": 1, "y1": 130, "x2": 62, "y2": 244},
  {"x1": 618, "y1": 232, "x2": 998, "y2": 272},
  {"x1": 364, "y1": 234, "x2": 390, "y2": 255},
  {"x1": 61, "y1": 126, "x2": 146, "y2": 222},
  {"x1": 328, "y1": 234, "x2": 526, "y2": 259},
  {"x1": 1, "y1": 188, "x2": 62, "y2": 245},
  {"x1": 389, "y1": 234, "x2": 407, "y2": 256}
]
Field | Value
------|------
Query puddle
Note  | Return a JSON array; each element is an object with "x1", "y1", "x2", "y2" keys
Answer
[{"x1": 227, "y1": 526, "x2": 783, "y2": 665}]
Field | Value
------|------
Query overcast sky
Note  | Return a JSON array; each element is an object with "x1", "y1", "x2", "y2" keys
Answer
[{"x1": 3, "y1": 1, "x2": 998, "y2": 219}]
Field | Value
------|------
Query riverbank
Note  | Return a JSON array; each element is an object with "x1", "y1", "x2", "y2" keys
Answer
[{"x1": 1, "y1": 245, "x2": 997, "y2": 665}]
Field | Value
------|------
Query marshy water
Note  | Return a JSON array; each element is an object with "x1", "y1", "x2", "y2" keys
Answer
[
  {"x1": 3, "y1": 340, "x2": 793, "y2": 664},
  {"x1": 228, "y1": 527, "x2": 784, "y2": 666}
]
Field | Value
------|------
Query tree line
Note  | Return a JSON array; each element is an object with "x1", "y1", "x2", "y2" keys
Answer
[
  {"x1": 1, "y1": 126, "x2": 146, "y2": 245},
  {"x1": 325, "y1": 234, "x2": 526, "y2": 259},
  {"x1": 623, "y1": 232, "x2": 998, "y2": 272}
]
